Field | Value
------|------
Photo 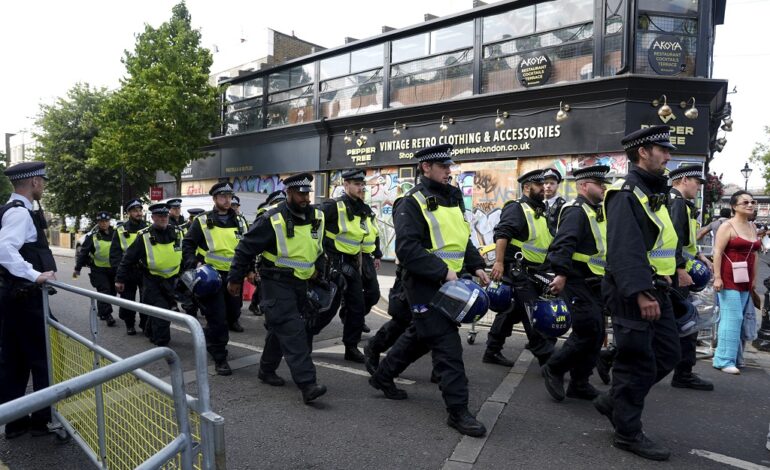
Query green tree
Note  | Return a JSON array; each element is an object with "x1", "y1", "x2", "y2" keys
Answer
[
  {"x1": 35, "y1": 83, "x2": 151, "y2": 230},
  {"x1": 751, "y1": 125, "x2": 770, "y2": 193},
  {"x1": 0, "y1": 155, "x2": 12, "y2": 203},
  {"x1": 91, "y1": 2, "x2": 220, "y2": 195}
]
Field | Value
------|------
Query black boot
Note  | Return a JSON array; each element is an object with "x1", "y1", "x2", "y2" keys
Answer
[
  {"x1": 104, "y1": 313, "x2": 116, "y2": 327},
  {"x1": 300, "y1": 383, "x2": 327, "y2": 404},
  {"x1": 369, "y1": 375, "x2": 408, "y2": 400},
  {"x1": 248, "y1": 302, "x2": 262, "y2": 316},
  {"x1": 596, "y1": 347, "x2": 615, "y2": 385},
  {"x1": 613, "y1": 432, "x2": 671, "y2": 461},
  {"x1": 258, "y1": 370, "x2": 286, "y2": 386},
  {"x1": 482, "y1": 350, "x2": 514, "y2": 367},
  {"x1": 566, "y1": 381, "x2": 599, "y2": 400},
  {"x1": 229, "y1": 321, "x2": 244, "y2": 333},
  {"x1": 362, "y1": 323, "x2": 371, "y2": 334},
  {"x1": 671, "y1": 372, "x2": 714, "y2": 391},
  {"x1": 593, "y1": 392, "x2": 615, "y2": 428},
  {"x1": 126, "y1": 325, "x2": 137, "y2": 336},
  {"x1": 447, "y1": 408, "x2": 487, "y2": 437},
  {"x1": 541, "y1": 364, "x2": 565, "y2": 402},
  {"x1": 215, "y1": 359, "x2": 232, "y2": 376},
  {"x1": 363, "y1": 341, "x2": 380, "y2": 375},
  {"x1": 344, "y1": 345, "x2": 366, "y2": 363}
]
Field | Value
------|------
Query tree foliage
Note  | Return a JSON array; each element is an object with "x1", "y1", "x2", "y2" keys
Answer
[
  {"x1": 0, "y1": 156, "x2": 12, "y2": 204},
  {"x1": 34, "y1": 83, "x2": 151, "y2": 230},
  {"x1": 750, "y1": 125, "x2": 770, "y2": 193},
  {"x1": 90, "y1": 2, "x2": 220, "y2": 194}
]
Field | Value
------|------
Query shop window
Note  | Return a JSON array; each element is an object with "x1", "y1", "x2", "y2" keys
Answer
[
  {"x1": 635, "y1": 13, "x2": 698, "y2": 76},
  {"x1": 483, "y1": 6, "x2": 535, "y2": 43},
  {"x1": 320, "y1": 45, "x2": 384, "y2": 118},
  {"x1": 390, "y1": 48, "x2": 474, "y2": 108},
  {"x1": 399, "y1": 167, "x2": 414, "y2": 181},
  {"x1": 603, "y1": 0, "x2": 625, "y2": 76},
  {"x1": 536, "y1": 0, "x2": 594, "y2": 31},
  {"x1": 639, "y1": 0, "x2": 699, "y2": 15},
  {"x1": 224, "y1": 78, "x2": 264, "y2": 135},
  {"x1": 391, "y1": 21, "x2": 474, "y2": 63},
  {"x1": 266, "y1": 64, "x2": 315, "y2": 128},
  {"x1": 316, "y1": 173, "x2": 328, "y2": 199}
]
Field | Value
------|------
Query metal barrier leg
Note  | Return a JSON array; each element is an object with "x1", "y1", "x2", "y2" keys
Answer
[
  {"x1": 201, "y1": 411, "x2": 227, "y2": 469},
  {"x1": 89, "y1": 298, "x2": 108, "y2": 467}
]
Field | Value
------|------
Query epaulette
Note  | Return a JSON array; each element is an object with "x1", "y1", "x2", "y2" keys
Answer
[{"x1": 503, "y1": 199, "x2": 521, "y2": 209}]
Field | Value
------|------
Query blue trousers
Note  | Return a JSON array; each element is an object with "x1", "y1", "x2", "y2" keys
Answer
[{"x1": 713, "y1": 289, "x2": 749, "y2": 369}]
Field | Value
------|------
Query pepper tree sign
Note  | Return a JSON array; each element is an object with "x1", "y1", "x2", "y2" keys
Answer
[
  {"x1": 517, "y1": 53, "x2": 552, "y2": 87},
  {"x1": 648, "y1": 35, "x2": 687, "y2": 75}
]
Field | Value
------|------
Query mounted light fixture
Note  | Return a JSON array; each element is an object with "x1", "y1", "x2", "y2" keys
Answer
[
  {"x1": 680, "y1": 97, "x2": 698, "y2": 120},
  {"x1": 439, "y1": 115, "x2": 454, "y2": 133},
  {"x1": 717, "y1": 136, "x2": 727, "y2": 147},
  {"x1": 343, "y1": 129, "x2": 352, "y2": 144},
  {"x1": 652, "y1": 94, "x2": 672, "y2": 118},
  {"x1": 721, "y1": 117, "x2": 733, "y2": 132},
  {"x1": 555, "y1": 102, "x2": 570, "y2": 123},
  {"x1": 495, "y1": 109, "x2": 509, "y2": 129},
  {"x1": 392, "y1": 121, "x2": 406, "y2": 137}
]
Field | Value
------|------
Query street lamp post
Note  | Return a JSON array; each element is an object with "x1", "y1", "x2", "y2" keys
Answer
[{"x1": 741, "y1": 162, "x2": 753, "y2": 191}]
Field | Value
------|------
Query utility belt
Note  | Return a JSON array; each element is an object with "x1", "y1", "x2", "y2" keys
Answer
[{"x1": 258, "y1": 264, "x2": 303, "y2": 284}]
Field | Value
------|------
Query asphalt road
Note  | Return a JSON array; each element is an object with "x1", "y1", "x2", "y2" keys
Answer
[{"x1": 1, "y1": 255, "x2": 770, "y2": 469}]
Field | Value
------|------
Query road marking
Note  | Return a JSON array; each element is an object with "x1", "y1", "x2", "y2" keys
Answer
[{"x1": 690, "y1": 449, "x2": 770, "y2": 470}]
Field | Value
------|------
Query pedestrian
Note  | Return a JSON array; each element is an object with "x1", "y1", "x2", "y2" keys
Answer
[
  {"x1": 115, "y1": 203, "x2": 184, "y2": 346},
  {"x1": 541, "y1": 165, "x2": 611, "y2": 402},
  {"x1": 369, "y1": 144, "x2": 490, "y2": 437},
  {"x1": 226, "y1": 173, "x2": 327, "y2": 404},
  {"x1": 183, "y1": 181, "x2": 248, "y2": 375},
  {"x1": 110, "y1": 198, "x2": 149, "y2": 336},
  {"x1": 696, "y1": 208, "x2": 731, "y2": 242},
  {"x1": 73, "y1": 210, "x2": 117, "y2": 327},
  {"x1": 594, "y1": 125, "x2": 681, "y2": 461},
  {"x1": 321, "y1": 169, "x2": 382, "y2": 362},
  {"x1": 712, "y1": 190, "x2": 762, "y2": 374},
  {"x1": 668, "y1": 165, "x2": 714, "y2": 390},
  {"x1": 167, "y1": 199, "x2": 185, "y2": 227},
  {"x1": 248, "y1": 190, "x2": 287, "y2": 316},
  {"x1": 487, "y1": 169, "x2": 556, "y2": 367},
  {"x1": 0, "y1": 161, "x2": 57, "y2": 439},
  {"x1": 543, "y1": 168, "x2": 566, "y2": 236}
]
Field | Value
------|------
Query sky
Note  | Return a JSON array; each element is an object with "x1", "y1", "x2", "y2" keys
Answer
[{"x1": 1, "y1": 0, "x2": 768, "y2": 187}]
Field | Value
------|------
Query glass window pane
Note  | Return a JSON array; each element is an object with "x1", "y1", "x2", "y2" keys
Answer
[
  {"x1": 639, "y1": 0, "x2": 698, "y2": 15},
  {"x1": 430, "y1": 21, "x2": 474, "y2": 54},
  {"x1": 390, "y1": 49, "x2": 474, "y2": 108},
  {"x1": 266, "y1": 96, "x2": 314, "y2": 128},
  {"x1": 484, "y1": 6, "x2": 535, "y2": 43},
  {"x1": 291, "y1": 64, "x2": 315, "y2": 88},
  {"x1": 392, "y1": 33, "x2": 429, "y2": 63},
  {"x1": 320, "y1": 69, "x2": 383, "y2": 118},
  {"x1": 320, "y1": 54, "x2": 350, "y2": 80},
  {"x1": 225, "y1": 97, "x2": 263, "y2": 135},
  {"x1": 268, "y1": 69, "x2": 292, "y2": 92},
  {"x1": 351, "y1": 44, "x2": 384, "y2": 72},
  {"x1": 243, "y1": 78, "x2": 263, "y2": 98},
  {"x1": 537, "y1": 0, "x2": 594, "y2": 31},
  {"x1": 225, "y1": 84, "x2": 243, "y2": 103}
]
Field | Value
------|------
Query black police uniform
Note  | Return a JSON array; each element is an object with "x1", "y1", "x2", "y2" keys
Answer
[
  {"x1": 321, "y1": 190, "x2": 382, "y2": 360},
  {"x1": 110, "y1": 214, "x2": 149, "y2": 332},
  {"x1": 75, "y1": 221, "x2": 117, "y2": 325},
  {"x1": 228, "y1": 186, "x2": 324, "y2": 397},
  {"x1": 371, "y1": 173, "x2": 486, "y2": 425},
  {"x1": 116, "y1": 223, "x2": 183, "y2": 346},
  {"x1": 0, "y1": 162, "x2": 56, "y2": 436},
  {"x1": 601, "y1": 164, "x2": 680, "y2": 447},
  {"x1": 488, "y1": 194, "x2": 556, "y2": 365},
  {"x1": 543, "y1": 168, "x2": 566, "y2": 236},
  {"x1": 544, "y1": 194, "x2": 606, "y2": 398},
  {"x1": 248, "y1": 191, "x2": 287, "y2": 315},
  {"x1": 364, "y1": 265, "x2": 412, "y2": 374}
]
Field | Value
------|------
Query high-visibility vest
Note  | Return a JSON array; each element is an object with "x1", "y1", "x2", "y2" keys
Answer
[
  {"x1": 262, "y1": 209, "x2": 324, "y2": 280},
  {"x1": 509, "y1": 201, "x2": 552, "y2": 264},
  {"x1": 362, "y1": 215, "x2": 379, "y2": 254},
  {"x1": 91, "y1": 230, "x2": 113, "y2": 268},
  {"x1": 561, "y1": 200, "x2": 607, "y2": 275},
  {"x1": 141, "y1": 227, "x2": 183, "y2": 279},
  {"x1": 325, "y1": 200, "x2": 377, "y2": 255},
  {"x1": 412, "y1": 190, "x2": 469, "y2": 273},
  {"x1": 670, "y1": 192, "x2": 700, "y2": 270},
  {"x1": 606, "y1": 179, "x2": 678, "y2": 276},
  {"x1": 117, "y1": 224, "x2": 143, "y2": 252},
  {"x1": 196, "y1": 212, "x2": 248, "y2": 272}
]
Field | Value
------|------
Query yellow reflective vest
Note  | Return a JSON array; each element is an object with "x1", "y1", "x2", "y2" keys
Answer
[
  {"x1": 671, "y1": 192, "x2": 700, "y2": 271},
  {"x1": 140, "y1": 227, "x2": 183, "y2": 279},
  {"x1": 195, "y1": 212, "x2": 248, "y2": 272},
  {"x1": 117, "y1": 225, "x2": 141, "y2": 252},
  {"x1": 412, "y1": 190, "x2": 470, "y2": 273},
  {"x1": 325, "y1": 200, "x2": 378, "y2": 255},
  {"x1": 90, "y1": 229, "x2": 113, "y2": 268},
  {"x1": 509, "y1": 201, "x2": 552, "y2": 265},
  {"x1": 559, "y1": 200, "x2": 607, "y2": 275},
  {"x1": 262, "y1": 208, "x2": 325, "y2": 280}
]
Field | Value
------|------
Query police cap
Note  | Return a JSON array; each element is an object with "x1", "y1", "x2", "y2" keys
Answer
[
  {"x1": 282, "y1": 173, "x2": 314, "y2": 193},
  {"x1": 166, "y1": 198, "x2": 182, "y2": 208},
  {"x1": 187, "y1": 208, "x2": 205, "y2": 217},
  {"x1": 621, "y1": 125, "x2": 677, "y2": 151},
  {"x1": 669, "y1": 164, "x2": 705, "y2": 183},
  {"x1": 518, "y1": 169, "x2": 545, "y2": 184},
  {"x1": 573, "y1": 165, "x2": 611, "y2": 184},
  {"x1": 542, "y1": 168, "x2": 562, "y2": 183},
  {"x1": 415, "y1": 144, "x2": 454, "y2": 165},
  {"x1": 209, "y1": 182, "x2": 235, "y2": 196},
  {"x1": 231, "y1": 195, "x2": 241, "y2": 206},
  {"x1": 4, "y1": 161, "x2": 47, "y2": 181},
  {"x1": 265, "y1": 190, "x2": 286, "y2": 205},
  {"x1": 95, "y1": 211, "x2": 111, "y2": 221},
  {"x1": 341, "y1": 169, "x2": 366, "y2": 181},
  {"x1": 124, "y1": 198, "x2": 143, "y2": 212},
  {"x1": 149, "y1": 203, "x2": 170, "y2": 215}
]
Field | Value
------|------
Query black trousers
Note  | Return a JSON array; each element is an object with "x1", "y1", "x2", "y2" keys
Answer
[
  {"x1": 486, "y1": 274, "x2": 556, "y2": 362},
  {"x1": 375, "y1": 274, "x2": 469, "y2": 410},
  {"x1": 361, "y1": 254, "x2": 381, "y2": 316},
  {"x1": 604, "y1": 282, "x2": 680, "y2": 436},
  {"x1": 141, "y1": 276, "x2": 178, "y2": 346},
  {"x1": 258, "y1": 276, "x2": 316, "y2": 386},
  {"x1": 0, "y1": 289, "x2": 51, "y2": 432},
  {"x1": 368, "y1": 274, "x2": 412, "y2": 354},
  {"x1": 546, "y1": 279, "x2": 604, "y2": 382},
  {"x1": 335, "y1": 258, "x2": 366, "y2": 347},
  {"x1": 675, "y1": 333, "x2": 698, "y2": 376},
  {"x1": 118, "y1": 276, "x2": 147, "y2": 330},
  {"x1": 198, "y1": 274, "x2": 237, "y2": 362},
  {"x1": 88, "y1": 267, "x2": 115, "y2": 319}
]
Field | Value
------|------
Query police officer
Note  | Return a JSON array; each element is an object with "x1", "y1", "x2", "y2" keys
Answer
[
  {"x1": 541, "y1": 165, "x2": 610, "y2": 402},
  {"x1": 167, "y1": 199, "x2": 185, "y2": 227},
  {"x1": 370, "y1": 144, "x2": 489, "y2": 437},
  {"x1": 487, "y1": 169, "x2": 556, "y2": 367},
  {"x1": 73, "y1": 211, "x2": 117, "y2": 327},
  {"x1": 227, "y1": 173, "x2": 327, "y2": 404},
  {"x1": 668, "y1": 165, "x2": 714, "y2": 391},
  {"x1": 543, "y1": 168, "x2": 566, "y2": 236},
  {"x1": 0, "y1": 161, "x2": 57, "y2": 438},
  {"x1": 321, "y1": 169, "x2": 381, "y2": 362},
  {"x1": 231, "y1": 195, "x2": 250, "y2": 227},
  {"x1": 249, "y1": 190, "x2": 288, "y2": 316},
  {"x1": 593, "y1": 125, "x2": 681, "y2": 461},
  {"x1": 183, "y1": 182, "x2": 247, "y2": 375},
  {"x1": 111, "y1": 198, "x2": 149, "y2": 335},
  {"x1": 115, "y1": 203, "x2": 184, "y2": 346},
  {"x1": 182, "y1": 208, "x2": 205, "y2": 232},
  {"x1": 364, "y1": 262, "x2": 411, "y2": 375}
]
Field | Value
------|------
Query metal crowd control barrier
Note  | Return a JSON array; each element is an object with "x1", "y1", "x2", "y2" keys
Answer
[
  {"x1": 39, "y1": 280, "x2": 226, "y2": 469},
  {"x1": 0, "y1": 347, "x2": 194, "y2": 469}
]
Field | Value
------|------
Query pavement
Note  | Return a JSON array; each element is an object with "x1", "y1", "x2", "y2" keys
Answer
[{"x1": 1, "y1": 255, "x2": 770, "y2": 469}]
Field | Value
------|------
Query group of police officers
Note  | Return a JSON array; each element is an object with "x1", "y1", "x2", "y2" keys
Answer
[{"x1": 0, "y1": 124, "x2": 717, "y2": 461}]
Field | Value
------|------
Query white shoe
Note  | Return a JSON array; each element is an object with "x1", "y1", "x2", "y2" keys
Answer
[{"x1": 720, "y1": 366, "x2": 740, "y2": 374}]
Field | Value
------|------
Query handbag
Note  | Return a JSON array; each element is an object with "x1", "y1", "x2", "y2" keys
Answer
[{"x1": 723, "y1": 251, "x2": 751, "y2": 283}]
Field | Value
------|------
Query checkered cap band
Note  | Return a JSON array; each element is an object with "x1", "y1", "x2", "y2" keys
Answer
[
  {"x1": 285, "y1": 178, "x2": 312, "y2": 188},
  {"x1": 575, "y1": 170, "x2": 609, "y2": 180},
  {"x1": 418, "y1": 151, "x2": 452, "y2": 163},
  {"x1": 7, "y1": 168, "x2": 46, "y2": 181},
  {"x1": 671, "y1": 169, "x2": 703, "y2": 180},
  {"x1": 213, "y1": 183, "x2": 233, "y2": 194},
  {"x1": 623, "y1": 132, "x2": 671, "y2": 150}
]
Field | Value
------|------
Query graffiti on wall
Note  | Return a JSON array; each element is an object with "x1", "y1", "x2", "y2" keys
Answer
[{"x1": 232, "y1": 175, "x2": 285, "y2": 194}]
